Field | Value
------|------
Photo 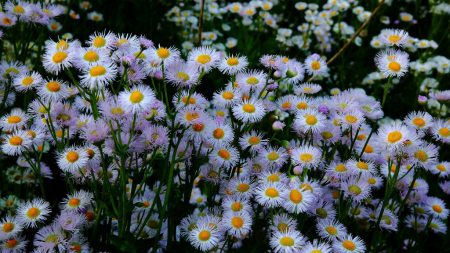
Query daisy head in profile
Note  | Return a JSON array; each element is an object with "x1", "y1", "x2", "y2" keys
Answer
[
  {"x1": 380, "y1": 29, "x2": 409, "y2": 47},
  {"x1": 375, "y1": 49, "x2": 409, "y2": 77}
]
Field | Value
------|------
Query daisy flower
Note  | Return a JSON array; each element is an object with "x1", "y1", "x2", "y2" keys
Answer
[
  {"x1": 118, "y1": 85, "x2": 155, "y2": 113},
  {"x1": 271, "y1": 213, "x2": 298, "y2": 233},
  {"x1": 235, "y1": 70, "x2": 267, "y2": 93},
  {"x1": 305, "y1": 54, "x2": 328, "y2": 76},
  {"x1": 255, "y1": 182, "x2": 285, "y2": 208},
  {"x1": 218, "y1": 55, "x2": 248, "y2": 75},
  {"x1": 222, "y1": 196, "x2": 251, "y2": 213},
  {"x1": 375, "y1": 49, "x2": 409, "y2": 77},
  {"x1": 206, "y1": 122, "x2": 234, "y2": 146},
  {"x1": 347, "y1": 159, "x2": 376, "y2": 177},
  {"x1": 380, "y1": 29, "x2": 409, "y2": 47},
  {"x1": 270, "y1": 229, "x2": 305, "y2": 253},
  {"x1": 165, "y1": 60, "x2": 200, "y2": 88},
  {"x1": 38, "y1": 79, "x2": 70, "y2": 101},
  {"x1": 2, "y1": 130, "x2": 32, "y2": 156},
  {"x1": 317, "y1": 219, "x2": 347, "y2": 241},
  {"x1": 404, "y1": 111, "x2": 433, "y2": 131},
  {"x1": 376, "y1": 121, "x2": 415, "y2": 152},
  {"x1": 290, "y1": 146, "x2": 322, "y2": 169},
  {"x1": 341, "y1": 177, "x2": 371, "y2": 202},
  {"x1": 431, "y1": 162, "x2": 450, "y2": 177},
  {"x1": 13, "y1": 71, "x2": 42, "y2": 92},
  {"x1": 239, "y1": 131, "x2": 268, "y2": 153},
  {"x1": 339, "y1": 109, "x2": 364, "y2": 130},
  {"x1": 259, "y1": 146, "x2": 289, "y2": 169},
  {"x1": 188, "y1": 220, "x2": 220, "y2": 251},
  {"x1": 34, "y1": 224, "x2": 66, "y2": 252},
  {"x1": 212, "y1": 87, "x2": 241, "y2": 107},
  {"x1": 73, "y1": 47, "x2": 109, "y2": 69},
  {"x1": 295, "y1": 83, "x2": 322, "y2": 95},
  {"x1": 209, "y1": 145, "x2": 239, "y2": 168},
  {"x1": 222, "y1": 211, "x2": 252, "y2": 238},
  {"x1": 17, "y1": 198, "x2": 50, "y2": 228},
  {"x1": 282, "y1": 187, "x2": 314, "y2": 214},
  {"x1": 431, "y1": 119, "x2": 450, "y2": 144},
  {"x1": 57, "y1": 146, "x2": 89, "y2": 173},
  {"x1": 232, "y1": 99, "x2": 266, "y2": 123},
  {"x1": 284, "y1": 60, "x2": 305, "y2": 85},
  {"x1": 1, "y1": 236, "x2": 27, "y2": 252},
  {"x1": 149, "y1": 45, "x2": 180, "y2": 65},
  {"x1": 0, "y1": 12, "x2": 17, "y2": 27},
  {"x1": 293, "y1": 108, "x2": 326, "y2": 134},
  {"x1": 80, "y1": 62, "x2": 117, "y2": 89},
  {"x1": 333, "y1": 234, "x2": 366, "y2": 253},
  {"x1": 61, "y1": 190, "x2": 93, "y2": 212},
  {"x1": 188, "y1": 46, "x2": 220, "y2": 72},
  {"x1": 0, "y1": 216, "x2": 22, "y2": 240},
  {"x1": 412, "y1": 143, "x2": 438, "y2": 169},
  {"x1": 88, "y1": 31, "x2": 116, "y2": 50},
  {"x1": 0, "y1": 108, "x2": 28, "y2": 131},
  {"x1": 43, "y1": 47, "x2": 74, "y2": 74},
  {"x1": 426, "y1": 197, "x2": 449, "y2": 220},
  {"x1": 228, "y1": 177, "x2": 255, "y2": 199}
]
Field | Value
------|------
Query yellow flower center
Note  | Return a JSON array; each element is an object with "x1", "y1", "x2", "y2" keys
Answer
[
  {"x1": 388, "y1": 34, "x2": 401, "y2": 43},
  {"x1": 299, "y1": 153, "x2": 313, "y2": 163},
  {"x1": 198, "y1": 230, "x2": 211, "y2": 241},
  {"x1": 387, "y1": 131, "x2": 402, "y2": 143},
  {"x1": 237, "y1": 183, "x2": 249, "y2": 192},
  {"x1": 213, "y1": 128, "x2": 225, "y2": 139},
  {"x1": 439, "y1": 127, "x2": 450, "y2": 137},
  {"x1": 84, "y1": 51, "x2": 99, "y2": 62},
  {"x1": 185, "y1": 112, "x2": 199, "y2": 122},
  {"x1": 181, "y1": 97, "x2": 196, "y2": 105},
  {"x1": 156, "y1": 47, "x2": 170, "y2": 59},
  {"x1": 68, "y1": 198, "x2": 80, "y2": 207},
  {"x1": 218, "y1": 149, "x2": 231, "y2": 160},
  {"x1": 22, "y1": 76, "x2": 34, "y2": 86},
  {"x1": 176, "y1": 72, "x2": 189, "y2": 81},
  {"x1": 47, "y1": 81, "x2": 61, "y2": 92},
  {"x1": 227, "y1": 57, "x2": 239, "y2": 66},
  {"x1": 5, "y1": 239, "x2": 17, "y2": 249},
  {"x1": 231, "y1": 217, "x2": 244, "y2": 228},
  {"x1": 267, "y1": 174, "x2": 280, "y2": 182},
  {"x1": 345, "y1": 115, "x2": 358, "y2": 124},
  {"x1": 342, "y1": 240, "x2": 356, "y2": 251},
  {"x1": 356, "y1": 161, "x2": 369, "y2": 170},
  {"x1": 357, "y1": 134, "x2": 366, "y2": 141},
  {"x1": 26, "y1": 207, "x2": 40, "y2": 219},
  {"x1": 129, "y1": 91, "x2": 144, "y2": 104},
  {"x1": 325, "y1": 226, "x2": 337, "y2": 235},
  {"x1": 265, "y1": 187, "x2": 279, "y2": 198},
  {"x1": 231, "y1": 202, "x2": 242, "y2": 212},
  {"x1": 388, "y1": 61, "x2": 401, "y2": 72},
  {"x1": 14, "y1": 5, "x2": 25, "y2": 14},
  {"x1": 90, "y1": 66, "x2": 106, "y2": 77},
  {"x1": 242, "y1": 104, "x2": 256, "y2": 113},
  {"x1": 248, "y1": 136, "x2": 260, "y2": 145},
  {"x1": 222, "y1": 91, "x2": 234, "y2": 100},
  {"x1": 246, "y1": 76, "x2": 259, "y2": 85},
  {"x1": 2, "y1": 223, "x2": 14, "y2": 232},
  {"x1": 436, "y1": 164, "x2": 446, "y2": 172},
  {"x1": 348, "y1": 185, "x2": 362, "y2": 195},
  {"x1": 9, "y1": 136, "x2": 23, "y2": 146},
  {"x1": 321, "y1": 131, "x2": 333, "y2": 140},
  {"x1": 432, "y1": 204, "x2": 443, "y2": 213},
  {"x1": 52, "y1": 51, "x2": 68, "y2": 63},
  {"x1": 267, "y1": 152, "x2": 279, "y2": 161},
  {"x1": 414, "y1": 150, "x2": 428, "y2": 162},
  {"x1": 364, "y1": 145, "x2": 374, "y2": 153},
  {"x1": 305, "y1": 115, "x2": 318, "y2": 125},
  {"x1": 289, "y1": 189, "x2": 303, "y2": 204},
  {"x1": 197, "y1": 54, "x2": 211, "y2": 64},
  {"x1": 412, "y1": 118, "x2": 425, "y2": 127},
  {"x1": 279, "y1": 236, "x2": 294, "y2": 246},
  {"x1": 7, "y1": 115, "x2": 21, "y2": 124},
  {"x1": 111, "y1": 107, "x2": 124, "y2": 115},
  {"x1": 278, "y1": 223, "x2": 288, "y2": 232},
  {"x1": 297, "y1": 102, "x2": 308, "y2": 110},
  {"x1": 66, "y1": 151, "x2": 79, "y2": 163},
  {"x1": 192, "y1": 123, "x2": 204, "y2": 132},
  {"x1": 368, "y1": 177, "x2": 377, "y2": 184},
  {"x1": 335, "y1": 164, "x2": 347, "y2": 172},
  {"x1": 311, "y1": 61, "x2": 321, "y2": 70}
]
